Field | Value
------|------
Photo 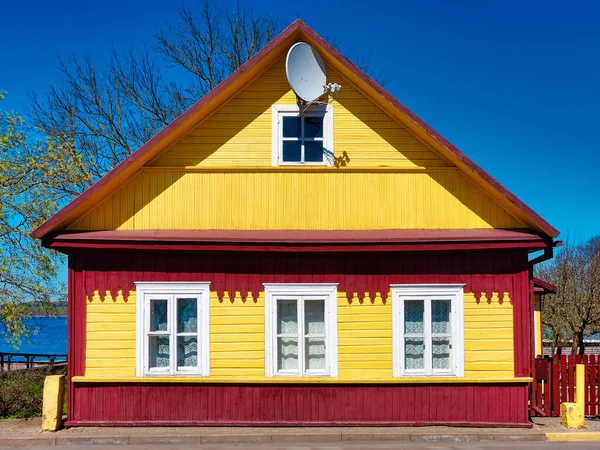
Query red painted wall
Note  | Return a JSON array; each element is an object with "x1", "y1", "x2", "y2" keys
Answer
[
  {"x1": 68, "y1": 249, "x2": 533, "y2": 426},
  {"x1": 69, "y1": 383, "x2": 530, "y2": 427}
]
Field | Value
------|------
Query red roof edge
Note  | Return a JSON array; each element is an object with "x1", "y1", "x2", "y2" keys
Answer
[
  {"x1": 43, "y1": 229, "x2": 551, "y2": 253},
  {"x1": 295, "y1": 22, "x2": 559, "y2": 239},
  {"x1": 30, "y1": 19, "x2": 304, "y2": 239},
  {"x1": 46, "y1": 228, "x2": 549, "y2": 244},
  {"x1": 32, "y1": 19, "x2": 559, "y2": 240},
  {"x1": 533, "y1": 277, "x2": 557, "y2": 294}
]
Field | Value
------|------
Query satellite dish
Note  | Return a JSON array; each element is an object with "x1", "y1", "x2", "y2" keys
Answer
[{"x1": 286, "y1": 42, "x2": 327, "y2": 103}]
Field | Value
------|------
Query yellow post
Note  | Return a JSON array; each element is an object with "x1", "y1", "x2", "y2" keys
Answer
[
  {"x1": 561, "y1": 363, "x2": 585, "y2": 429},
  {"x1": 42, "y1": 375, "x2": 65, "y2": 431},
  {"x1": 534, "y1": 294, "x2": 542, "y2": 356},
  {"x1": 576, "y1": 363, "x2": 585, "y2": 407}
]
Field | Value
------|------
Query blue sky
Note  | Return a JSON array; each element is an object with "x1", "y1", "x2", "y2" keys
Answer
[{"x1": 1, "y1": 0, "x2": 599, "y2": 242}]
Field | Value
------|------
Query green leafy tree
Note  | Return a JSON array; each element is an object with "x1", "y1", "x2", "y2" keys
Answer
[{"x1": 0, "y1": 93, "x2": 81, "y2": 344}]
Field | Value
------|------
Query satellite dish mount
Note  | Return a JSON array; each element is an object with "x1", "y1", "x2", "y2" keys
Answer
[{"x1": 286, "y1": 42, "x2": 341, "y2": 112}]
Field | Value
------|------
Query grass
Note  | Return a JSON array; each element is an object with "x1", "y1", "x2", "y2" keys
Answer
[{"x1": 0, "y1": 366, "x2": 67, "y2": 419}]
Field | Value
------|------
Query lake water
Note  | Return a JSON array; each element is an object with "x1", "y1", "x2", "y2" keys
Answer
[{"x1": 0, "y1": 317, "x2": 68, "y2": 357}]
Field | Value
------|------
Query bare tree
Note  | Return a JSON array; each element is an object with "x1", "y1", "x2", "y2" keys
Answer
[
  {"x1": 8, "y1": 2, "x2": 389, "y2": 339},
  {"x1": 29, "y1": 1, "x2": 387, "y2": 194},
  {"x1": 537, "y1": 236, "x2": 600, "y2": 355},
  {"x1": 28, "y1": 1, "x2": 280, "y2": 192},
  {"x1": 323, "y1": 35, "x2": 388, "y2": 87}
]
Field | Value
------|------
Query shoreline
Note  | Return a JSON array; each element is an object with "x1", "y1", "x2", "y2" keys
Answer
[{"x1": 28, "y1": 315, "x2": 67, "y2": 318}]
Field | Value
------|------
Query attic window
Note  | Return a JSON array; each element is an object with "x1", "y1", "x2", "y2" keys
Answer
[{"x1": 272, "y1": 105, "x2": 333, "y2": 166}]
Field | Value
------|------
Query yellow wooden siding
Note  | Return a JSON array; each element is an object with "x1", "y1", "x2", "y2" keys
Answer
[
  {"x1": 337, "y1": 292, "x2": 392, "y2": 378},
  {"x1": 68, "y1": 170, "x2": 525, "y2": 231},
  {"x1": 210, "y1": 292, "x2": 265, "y2": 377},
  {"x1": 463, "y1": 293, "x2": 514, "y2": 378},
  {"x1": 86, "y1": 293, "x2": 136, "y2": 378},
  {"x1": 149, "y1": 57, "x2": 449, "y2": 169},
  {"x1": 85, "y1": 290, "x2": 513, "y2": 380}
]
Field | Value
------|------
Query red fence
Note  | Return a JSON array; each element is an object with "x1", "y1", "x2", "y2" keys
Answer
[{"x1": 531, "y1": 355, "x2": 600, "y2": 417}]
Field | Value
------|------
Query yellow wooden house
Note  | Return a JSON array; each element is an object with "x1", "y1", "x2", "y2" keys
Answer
[{"x1": 33, "y1": 19, "x2": 559, "y2": 427}]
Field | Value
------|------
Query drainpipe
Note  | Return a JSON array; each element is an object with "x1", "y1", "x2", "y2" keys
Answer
[{"x1": 528, "y1": 241, "x2": 561, "y2": 379}]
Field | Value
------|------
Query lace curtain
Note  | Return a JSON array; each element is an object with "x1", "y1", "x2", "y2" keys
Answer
[{"x1": 276, "y1": 299, "x2": 326, "y2": 372}]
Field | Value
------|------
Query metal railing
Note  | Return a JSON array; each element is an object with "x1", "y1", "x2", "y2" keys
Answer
[{"x1": 0, "y1": 352, "x2": 67, "y2": 372}]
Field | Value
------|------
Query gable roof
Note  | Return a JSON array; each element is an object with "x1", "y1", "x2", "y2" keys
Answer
[{"x1": 31, "y1": 19, "x2": 559, "y2": 240}]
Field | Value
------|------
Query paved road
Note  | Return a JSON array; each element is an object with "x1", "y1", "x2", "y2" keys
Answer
[{"x1": 0, "y1": 443, "x2": 597, "y2": 449}]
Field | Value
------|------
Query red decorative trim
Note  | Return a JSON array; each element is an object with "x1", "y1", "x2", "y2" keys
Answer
[
  {"x1": 69, "y1": 383, "x2": 530, "y2": 426},
  {"x1": 69, "y1": 248, "x2": 528, "y2": 312},
  {"x1": 31, "y1": 20, "x2": 558, "y2": 240}
]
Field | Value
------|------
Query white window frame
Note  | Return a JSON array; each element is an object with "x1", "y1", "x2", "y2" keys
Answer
[
  {"x1": 135, "y1": 282, "x2": 210, "y2": 377},
  {"x1": 391, "y1": 284, "x2": 464, "y2": 377},
  {"x1": 271, "y1": 104, "x2": 334, "y2": 166},
  {"x1": 264, "y1": 283, "x2": 338, "y2": 377}
]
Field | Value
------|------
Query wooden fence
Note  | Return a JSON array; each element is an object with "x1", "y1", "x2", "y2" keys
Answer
[{"x1": 532, "y1": 354, "x2": 600, "y2": 417}]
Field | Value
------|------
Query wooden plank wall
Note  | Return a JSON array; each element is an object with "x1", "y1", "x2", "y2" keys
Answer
[
  {"x1": 149, "y1": 57, "x2": 450, "y2": 169},
  {"x1": 66, "y1": 170, "x2": 526, "y2": 232},
  {"x1": 69, "y1": 382, "x2": 530, "y2": 427},
  {"x1": 72, "y1": 249, "x2": 530, "y2": 382}
]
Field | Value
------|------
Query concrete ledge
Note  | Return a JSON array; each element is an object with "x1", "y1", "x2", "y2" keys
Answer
[
  {"x1": 0, "y1": 431, "x2": 552, "y2": 446},
  {"x1": 0, "y1": 436, "x2": 56, "y2": 447},
  {"x1": 55, "y1": 436, "x2": 130, "y2": 446},
  {"x1": 128, "y1": 435, "x2": 202, "y2": 445},
  {"x1": 272, "y1": 432, "x2": 341, "y2": 443},
  {"x1": 410, "y1": 433, "x2": 478, "y2": 442},
  {"x1": 201, "y1": 433, "x2": 271, "y2": 444},
  {"x1": 342, "y1": 432, "x2": 411, "y2": 442},
  {"x1": 482, "y1": 433, "x2": 546, "y2": 441}
]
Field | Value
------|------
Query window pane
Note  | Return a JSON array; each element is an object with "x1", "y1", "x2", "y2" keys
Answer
[
  {"x1": 432, "y1": 337, "x2": 450, "y2": 370},
  {"x1": 405, "y1": 338, "x2": 424, "y2": 370},
  {"x1": 282, "y1": 141, "x2": 301, "y2": 162},
  {"x1": 150, "y1": 299, "x2": 168, "y2": 332},
  {"x1": 177, "y1": 336, "x2": 198, "y2": 368},
  {"x1": 404, "y1": 300, "x2": 424, "y2": 334},
  {"x1": 305, "y1": 337, "x2": 326, "y2": 371},
  {"x1": 277, "y1": 300, "x2": 298, "y2": 334},
  {"x1": 283, "y1": 116, "x2": 301, "y2": 138},
  {"x1": 277, "y1": 337, "x2": 298, "y2": 371},
  {"x1": 304, "y1": 141, "x2": 324, "y2": 162},
  {"x1": 149, "y1": 336, "x2": 170, "y2": 368},
  {"x1": 304, "y1": 116, "x2": 323, "y2": 138},
  {"x1": 304, "y1": 300, "x2": 325, "y2": 335},
  {"x1": 432, "y1": 300, "x2": 451, "y2": 334},
  {"x1": 177, "y1": 298, "x2": 197, "y2": 333}
]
